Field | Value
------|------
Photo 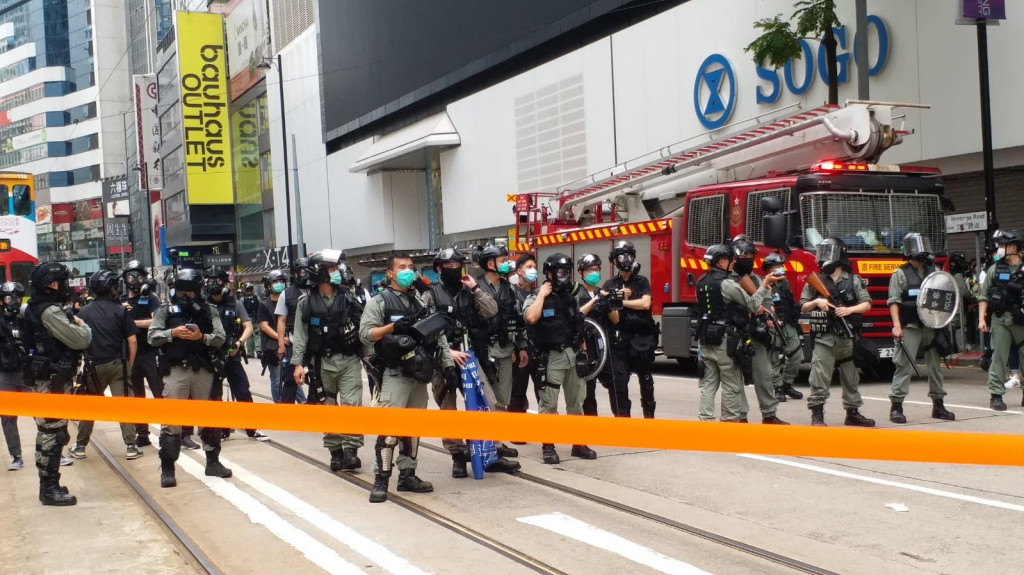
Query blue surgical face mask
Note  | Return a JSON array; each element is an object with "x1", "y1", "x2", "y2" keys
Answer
[
  {"x1": 396, "y1": 269, "x2": 415, "y2": 288},
  {"x1": 272, "y1": 282, "x2": 285, "y2": 294},
  {"x1": 329, "y1": 270, "x2": 342, "y2": 285},
  {"x1": 585, "y1": 271, "x2": 601, "y2": 287},
  {"x1": 524, "y1": 269, "x2": 538, "y2": 283}
]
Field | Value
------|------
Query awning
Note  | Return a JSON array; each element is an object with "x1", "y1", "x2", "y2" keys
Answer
[{"x1": 349, "y1": 111, "x2": 460, "y2": 173}]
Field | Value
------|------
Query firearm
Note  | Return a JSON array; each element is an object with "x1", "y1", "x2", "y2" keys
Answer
[
  {"x1": 304, "y1": 355, "x2": 327, "y2": 405},
  {"x1": 737, "y1": 275, "x2": 788, "y2": 346},
  {"x1": 804, "y1": 272, "x2": 855, "y2": 339},
  {"x1": 81, "y1": 355, "x2": 103, "y2": 396}
]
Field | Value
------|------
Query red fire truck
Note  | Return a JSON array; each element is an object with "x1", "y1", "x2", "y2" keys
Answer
[{"x1": 512, "y1": 103, "x2": 952, "y2": 370}]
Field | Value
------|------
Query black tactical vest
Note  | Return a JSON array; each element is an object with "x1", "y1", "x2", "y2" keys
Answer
[
  {"x1": 160, "y1": 299, "x2": 215, "y2": 366},
  {"x1": 306, "y1": 288, "x2": 361, "y2": 356},
  {"x1": 477, "y1": 276, "x2": 520, "y2": 348},
  {"x1": 214, "y1": 297, "x2": 242, "y2": 360},
  {"x1": 696, "y1": 269, "x2": 749, "y2": 329},
  {"x1": 771, "y1": 279, "x2": 797, "y2": 325},
  {"x1": 284, "y1": 285, "x2": 303, "y2": 333},
  {"x1": 822, "y1": 272, "x2": 863, "y2": 329},
  {"x1": 529, "y1": 287, "x2": 583, "y2": 352},
  {"x1": 25, "y1": 301, "x2": 79, "y2": 377},
  {"x1": 0, "y1": 313, "x2": 29, "y2": 373},
  {"x1": 898, "y1": 263, "x2": 932, "y2": 327},
  {"x1": 607, "y1": 273, "x2": 657, "y2": 335},
  {"x1": 988, "y1": 263, "x2": 1023, "y2": 317},
  {"x1": 427, "y1": 284, "x2": 481, "y2": 351}
]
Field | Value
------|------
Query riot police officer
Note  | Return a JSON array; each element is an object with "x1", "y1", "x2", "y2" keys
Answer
[
  {"x1": 276, "y1": 257, "x2": 312, "y2": 405},
  {"x1": 26, "y1": 262, "x2": 92, "y2": 505},
  {"x1": 730, "y1": 236, "x2": 788, "y2": 425},
  {"x1": 978, "y1": 229, "x2": 1024, "y2": 411},
  {"x1": 510, "y1": 253, "x2": 540, "y2": 414},
  {"x1": 888, "y1": 233, "x2": 956, "y2": 423},
  {"x1": 149, "y1": 268, "x2": 229, "y2": 488},
  {"x1": 69, "y1": 270, "x2": 142, "y2": 460},
  {"x1": 122, "y1": 260, "x2": 163, "y2": 447},
  {"x1": 422, "y1": 247, "x2": 519, "y2": 477},
  {"x1": 340, "y1": 263, "x2": 371, "y2": 306},
  {"x1": 473, "y1": 244, "x2": 525, "y2": 421},
  {"x1": 695, "y1": 245, "x2": 780, "y2": 423},
  {"x1": 0, "y1": 282, "x2": 29, "y2": 471},
  {"x1": 800, "y1": 238, "x2": 875, "y2": 427},
  {"x1": 258, "y1": 270, "x2": 288, "y2": 403},
  {"x1": 603, "y1": 241, "x2": 659, "y2": 418},
  {"x1": 763, "y1": 254, "x2": 804, "y2": 403},
  {"x1": 523, "y1": 253, "x2": 597, "y2": 464},
  {"x1": 292, "y1": 249, "x2": 365, "y2": 471},
  {"x1": 575, "y1": 253, "x2": 620, "y2": 416},
  {"x1": 241, "y1": 283, "x2": 261, "y2": 358},
  {"x1": 360, "y1": 251, "x2": 457, "y2": 503},
  {"x1": 204, "y1": 266, "x2": 266, "y2": 440}
]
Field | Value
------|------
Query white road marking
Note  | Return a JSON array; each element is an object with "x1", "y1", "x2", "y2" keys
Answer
[
  {"x1": 738, "y1": 454, "x2": 1024, "y2": 513},
  {"x1": 518, "y1": 512, "x2": 714, "y2": 575},
  {"x1": 861, "y1": 395, "x2": 1023, "y2": 415},
  {"x1": 220, "y1": 456, "x2": 430, "y2": 575},
  {"x1": 174, "y1": 453, "x2": 367, "y2": 575}
]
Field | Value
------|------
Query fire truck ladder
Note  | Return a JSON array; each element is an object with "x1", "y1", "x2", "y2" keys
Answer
[{"x1": 556, "y1": 102, "x2": 910, "y2": 222}]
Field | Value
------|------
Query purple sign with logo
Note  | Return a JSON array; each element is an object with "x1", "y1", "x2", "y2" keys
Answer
[{"x1": 962, "y1": 0, "x2": 1006, "y2": 20}]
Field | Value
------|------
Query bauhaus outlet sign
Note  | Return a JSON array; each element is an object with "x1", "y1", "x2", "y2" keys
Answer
[{"x1": 694, "y1": 15, "x2": 891, "y2": 130}]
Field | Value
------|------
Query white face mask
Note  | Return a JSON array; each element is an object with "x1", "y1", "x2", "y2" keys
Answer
[
  {"x1": 996, "y1": 247, "x2": 1006, "y2": 260},
  {"x1": 509, "y1": 274, "x2": 520, "y2": 286}
]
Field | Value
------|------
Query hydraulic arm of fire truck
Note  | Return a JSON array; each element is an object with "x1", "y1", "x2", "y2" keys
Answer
[{"x1": 555, "y1": 102, "x2": 924, "y2": 223}]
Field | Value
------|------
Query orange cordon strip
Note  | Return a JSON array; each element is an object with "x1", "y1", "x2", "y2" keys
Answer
[{"x1": 5, "y1": 393, "x2": 1024, "y2": 467}]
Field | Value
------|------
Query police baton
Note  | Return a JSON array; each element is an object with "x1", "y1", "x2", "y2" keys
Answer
[{"x1": 895, "y1": 337, "x2": 922, "y2": 379}]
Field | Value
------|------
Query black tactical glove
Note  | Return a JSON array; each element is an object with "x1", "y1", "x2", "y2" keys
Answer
[
  {"x1": 443, "y1": 366, "x2": 461, "y2": 395},
  {"x1": 393, "y1": 315, "x2": 417, "y2": 335},
  {"x1": 592, "y1": 297, "x2": 611, "y2": 317}
]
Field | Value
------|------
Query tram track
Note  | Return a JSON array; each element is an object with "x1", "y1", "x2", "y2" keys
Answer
[{"x1": 87, "y1": 431, "x2": 223, "y2": 575}]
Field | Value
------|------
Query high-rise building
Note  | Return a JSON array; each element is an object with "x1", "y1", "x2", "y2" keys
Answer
[{"x1": 0, "y1": 0, "x2": 128, "y2": 275}]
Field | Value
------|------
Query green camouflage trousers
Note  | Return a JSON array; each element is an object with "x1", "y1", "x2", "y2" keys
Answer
[{"x1": 34, "y1": 375, "x2": 73, "y2": 478}]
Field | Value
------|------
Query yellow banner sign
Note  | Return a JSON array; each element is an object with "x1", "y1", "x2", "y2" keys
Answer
[
  {"x1": 178, "y1": 11, "x2": 233, "y2": 204},
  {"x1": 507, "y1": 194, "x2": 517, "y2": 203},
  {"x1": 856, "y1": 259, "x2": 903, "y2": 275}
]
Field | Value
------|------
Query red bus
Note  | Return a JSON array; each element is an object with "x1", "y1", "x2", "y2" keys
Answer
[{"x1": 0, "y1": 172, "x2": 38, "y2": 288}]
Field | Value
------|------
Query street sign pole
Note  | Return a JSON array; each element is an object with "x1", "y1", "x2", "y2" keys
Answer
[{"x1": 977, "y1": 21, "x2": 997, "y2": 234}]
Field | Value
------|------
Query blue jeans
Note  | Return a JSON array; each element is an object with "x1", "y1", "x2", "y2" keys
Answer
[
  {"x1": 268, "y1": 363, "x2": 281, "y2": 403},
  {"x1": 279, "y1": 345, "x2": 307, "y2": 404}
]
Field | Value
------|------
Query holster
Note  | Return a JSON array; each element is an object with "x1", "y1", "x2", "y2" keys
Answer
[{"x1": 532, "y1": 351, "x2": 550, "y2": 387}]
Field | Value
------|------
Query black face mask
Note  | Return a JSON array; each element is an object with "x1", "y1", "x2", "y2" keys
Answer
[
  {"x1": 822, "y1": 262, "x2": 838, "y2": 275},
  {"x1": 440, "y1": 268, "x2": 462, "y2": 288},
  {"x1": 734, "y1": 258, "x2": 754, "y2": 276}
]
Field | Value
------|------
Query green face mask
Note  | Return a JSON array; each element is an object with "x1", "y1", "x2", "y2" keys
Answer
[
  {"x1": 271, "y1": 282, "x2": 285, "y2": 294},
  {"x1": 584, "y1": 271, "x2": 601, "y2": 287},
  {"x1": 329, "y1": 270, "x2": 342, "y2": 285},
  {"x1": 497, "y1": 262, "x2": 511, "y2": 275},
  {"x1": 396, "y1": 269, "x2": 415, "y2": 288}
]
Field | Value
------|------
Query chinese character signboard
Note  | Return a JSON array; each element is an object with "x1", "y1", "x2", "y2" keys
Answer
[
  {"x1": 962, "y1": 0, "x2": 1006, "y2": 20},
  {"x1": 133, "y1": 74, "x2": 162, "y2": 191},
  {"x1": 177, "y1": 11, "x2": 233, "y2": 204},
  {"x1": 102, "y1": 176, "x2": 132, "y2": 253},
  {"x1": 226, "y1": 0, "x2": 268, "y2": 100}
]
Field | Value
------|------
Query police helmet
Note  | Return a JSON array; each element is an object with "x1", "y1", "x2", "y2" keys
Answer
[
  {"x1": 543, "y1": 252, "x2": 574, "y2": 287},
  {"x1": 30, "y1": 262, "x2": 71, "y2": 300},
  {"x1": 433, "y1": 247, "x2": 463, "y2": 271},
  {"x1": 202, "y1": 266, "x2": 229, "y2": 298},
  {"x1": 577, "y1": 253, "x2": 601, "y2": 272},
  {"x1": 0, "y1": 282, "x2": 25, "y2": 312},
  {"x1": 308, "y1": 249, "x2": 345, "y2": 284},
  {"x1": 762, "y1": 252, "x2": 786, "y2": 271},
  {"x1": 123, "y1": 259, "x2": 147, "y2": 279},
  {"x1": 474, "y1": 243, "x2": 508, "y2": 268},
  {"x1": 731, "y1": 234, "x2": 757, "y2": 257},
  {"x1": 338, "y1": 263, "x2": 357, "y2": 287},
  {"x1": 816, "y1": 237, "x2": 848, "y2": 267},
  {"x1": 242, "y1": 282, "x2": 255, "y2": 292},
  {"x1": 89, "y1": 270, "x2": 120, "y2": 297},
  {"x1": 264, "y1": 269, "x2": 287, "y2": 290},
  {"x1": 704, "y1": 244, "x2": 734, "y2": 267},
  {"x1": 291, "y1": 257, "x2": 312, "y2": 288},
  {"x1": 901, "y1": 232, "x2": 932, "y2": 260},
  {"x1": 173, "y1": 268, "x2": 204, "y2": 294},
  {"x1": 992, "y1": 229, "x2": 1024, "y2": 249},
  {"x1": 609, "y1": 240, "x2": 637, "y2": 271}
]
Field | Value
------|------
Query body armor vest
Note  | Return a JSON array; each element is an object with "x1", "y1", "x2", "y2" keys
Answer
[
  {"x1": 0, "y1": 313, "x2": 30, "y2": 373},
  {"x1": 127, "y1": 294, "x2": 156, "y2": 353},
  {"x1": 26, "y1": 301, "x2": 79, "y2": 378},
  {"x1": 822, "y1": 272, "x2": 863, "y2": 331},
  {"x1": 607, "y1": 274, "x2": 657, "y2": 335},
  {"x1": 898, "y1": 263, "x2": 933, "y2": 328},
  {"x1": 242, "y1": 294, "x2": 260, "y2": 317},
  {"x1": 375, "y1": 289, "x2": 439, "y2": 379},
  {"x1": 771, "y1": 279, "x2": 797, "y2": 325},
  {"x1": 477, "y1": 276, "x2": 520, "y2": 348},
  {"x1": 529, "y1": 288, "x2": 583, "y2": 352},
  {"x1": 160, "y1": 300, "x2": 215, "y2": 367},
  {"x1": 427, "y1": 284, "x2": 483, "y2": 351},
  {"x1": 284, "y1": 286, "x2": 303, "y2": 333},
  {"x1": 696, "y1": 270, "x2": 750, "y2": 329},
  {"x1": 988, "y1": 263, "x2": 1024, "y2": 318},
  {"x1": 214, "y1": 297, "x2": 242, "y2": 359},
  {"x1": 306, "y1": 288, "x2": 361, "y2": 357}
]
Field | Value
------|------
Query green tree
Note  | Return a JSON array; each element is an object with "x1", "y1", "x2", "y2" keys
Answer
[{"x1": 745, "y1": 0, "x2": 841, "y2": 105}]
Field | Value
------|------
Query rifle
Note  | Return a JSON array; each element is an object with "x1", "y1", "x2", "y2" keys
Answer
[
  {"x1": 804, "y1": 272, "x2": 855, "y2": 339},
  {"x1": 738, "y1": 275, "x2": 788, "y2": 347}
]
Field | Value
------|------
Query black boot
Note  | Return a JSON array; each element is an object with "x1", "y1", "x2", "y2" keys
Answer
[
  {"x1": 136, "y1": 433, "x2": 152, "y2": 447},
  {"x1": 810, "y1": 405, "x2": 826, "y2": 427},
  {"x1": 844, "y1": 409, "x2": 876, "y2": 427},
  {"x1": 932, "y1": 399, "x2": 955, "y2": 421},
  {"x1": 340, "y1": 448, "x2": 361, "y2": 470},
  {"x1": 991, "y1": 394, "x2": 1007, "y2": 411},
  {"x1": 761, "y1": 415, "x2": 790, "y2": 425},
  {"x1": 40, "y1": 475, "x2": 77, "y2": 506},
  {"x1": 180, "y1": 433, "x2": 200, "y2": 450},
  {"x1": 329, "y1": 449, "x2": 344, "y2": 472},
  {"x1": 485, "y1": 456, "x2": 521, "y2": 473},
  {"x1": 396, "y1": 469, "x2": 433, "y2": 493},
  {"x1": 204, "y1": 449, "x2": 232, "y2": 478},
  {"x1": 159, "y1": 435, "x2": 181, "y2": 488},
  {"x1": 783, "y1": 384, "x2": 803, "y2": 400},
  {"x1": 889, "y1": 401, "x2": 907, "y2": 424},
  {"x1": 496, "y1": 444, "x2": 519, "y2": 458},
  {"x1": 542, "y1": 444, "x2": 560, "y2": 464},
  {"x1": 38, "y1": 481, "x2": 69, "y2": 502},
  {"x1": 775, "y1": 388, "x2": 787, "y2": 402},
  {"x1": 570, "y1": 445, "x2": 597, "y2": 459},
  {"x1": 451, "y1": 452, "x2": 469, "y2": 479},
  {"x1": 641, "y1": 401, "x2": 656, "y2": 420},
  {"x1": 369, "y1": 473, "x2": 390, "y2": 503}
]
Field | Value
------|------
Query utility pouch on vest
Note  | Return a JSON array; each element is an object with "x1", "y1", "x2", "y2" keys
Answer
[
  {"x1": 933, "y1": 328, "x2": 957, "y2": 357},
  {"x1": 808, "y1": 310, "x2": 830, "y2": 333},
  {"x1": 532, "y1": 352, "x2": 549, "y2": 387},
  {"x1": 730, "y1": 336, "x2": 754, "y2": 377},
  {"x1": 401, "y1": 348, "x2": 439, "y2": 383},
  {"x1": 30, "y1": 356, "x2": 53, "y2": 381},
  {"x1": 698, "y1": 322, "x2": 726, "y2": 346}
]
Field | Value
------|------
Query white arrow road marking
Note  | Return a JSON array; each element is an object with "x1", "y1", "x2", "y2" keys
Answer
[
  {"x1": 738, "y1": 453, "x2": 1024, "y2": 513},
  {"x1": 174, "y1": 453, "x2": 366, "y2": 575},
  {"x1": 219, "y1": 455, "x2": 431, "y2": 575},
  {"x1": 517, "y1": 512, "x2": 715, "y2": 575}
]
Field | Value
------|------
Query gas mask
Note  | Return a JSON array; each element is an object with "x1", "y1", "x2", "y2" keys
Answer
[{"x1": 614, "y1": 254, "x2": 635, "y2": 272}]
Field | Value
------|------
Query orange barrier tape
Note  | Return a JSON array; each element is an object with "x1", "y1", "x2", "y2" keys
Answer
[{"x1": 3, "y1": 392, "x2": 1024, "y2": 467}]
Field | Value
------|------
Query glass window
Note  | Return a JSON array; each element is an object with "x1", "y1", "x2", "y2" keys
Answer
[
  {"x1": 12, "y1": 185, "x2": 31, "y2": 216},
  {"x1": 10, "y1": 262, "x2": 32, "y2": 291},
  {"x1": 0, "y1": 185, "x2": 8, "y2": 215}
]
